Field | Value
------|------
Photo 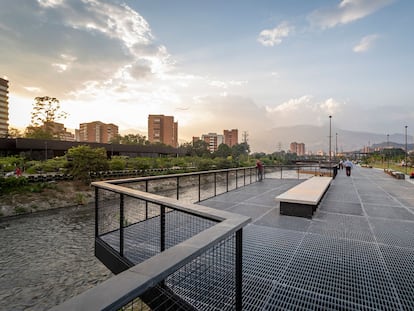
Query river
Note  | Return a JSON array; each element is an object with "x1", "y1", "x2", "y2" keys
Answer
[{"x1": 0, "y1": 205, "x2": 111, "y2": 311}]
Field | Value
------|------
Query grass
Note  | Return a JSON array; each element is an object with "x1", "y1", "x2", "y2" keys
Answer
[{"x1": 369, "y1": 161, "x2": 413, "y2": 174}]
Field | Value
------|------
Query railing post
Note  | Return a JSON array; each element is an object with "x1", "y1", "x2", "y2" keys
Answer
[
  {"x1": 244, "y1": 168, "x2": 246, "y2": 186},
  {"x1": 236, "y1": 169, "x2": 238, "y2": 189},
  {"x1": 95, "y1": 187, "x2": 99, "y2": 238},
  {"x1": 120, "y1": 193, "x2": 124, "y2": 257},
  {"x1": 250, "y1": 168, "x2": 252, "y2": 184},
  {"x1": 198, "y1": 174, "x2": 201, "y2": 202},
  {"x1": 145, "y1": 180, "x2": 148, "y2": 220},
  {"x1": 160, "y1": 205, "x2": 165, "y2": 252},
  {"x1": 176, "y1": 176, "x2": 180, "y2": 200},
  {"x1": 226, "y1": 171, "x2": 229, "y2": 192},
  {"x1": 214, "y1": 172, "x2": 217, "y2": 197},
  {"x1": 235, "y1": 229, "x2": 243, "y2": 311},
  {"x1": 280, "y1": 166, "x2": 283, "y2": 179}
]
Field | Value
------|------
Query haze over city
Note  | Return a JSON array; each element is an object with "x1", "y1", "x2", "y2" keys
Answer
[{"x1": 1, "y1": 0, "x2": 413, "y2": 152}]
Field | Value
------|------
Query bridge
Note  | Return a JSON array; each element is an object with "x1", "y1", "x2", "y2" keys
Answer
[{"x1": 51, "y1": 165, "x2": 414, "y2": 310}]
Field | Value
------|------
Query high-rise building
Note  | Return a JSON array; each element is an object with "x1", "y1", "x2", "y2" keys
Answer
[
  {"x1": 223, "y1": 129, "x2": 238, "y2": 147},
  {"x1": 290, "y1": 142, "x2": 306, "y2": 156},
  {"x1": 0, "y1": 77, "x2": 9, "y2": 137},
  {"x1": 79, "y1": 121, "x2": 118, "y2": 143},
  {"x1": 201, "y1": 133, "x2": 224, "y2": 153},
  {"x1": 148, "y1": 115, "x2": 178, "y2": 147}
]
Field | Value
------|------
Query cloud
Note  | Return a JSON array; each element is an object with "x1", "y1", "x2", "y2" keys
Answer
[
  {"x1": 208, "y1": 79, "x2": 248, "y2": 89},
  {"x1": 175, "y1": 95, "x2": 269, "y2": 140},
  {"x1": 353, "y1": 34, "x2": 379, "y2": 53},
  {"x1": 0, "y1": 0, "x2": 172, "y2": 99},
  {"x1": 258, "y1": 22, "x2": 292, "y2": 47},
  {"x1": 265, "y1": 96, "x2": 343, "y2": 127},
  {"x1": 308, "y1": 0, "x2": 394, "y2": 29}
]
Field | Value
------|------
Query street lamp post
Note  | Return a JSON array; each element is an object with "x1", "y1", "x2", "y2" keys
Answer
[
  {"x1": 405, "y1": 125, "x2": 408, "y2": 174},
  {"x1": 387, "y1": 134, "x2": 390, "y2": 169},
  {"x1": 335, "y1": 133, "x2": 338, "y2": 160},
  {"x1": 329, "y1": 115, "x2": 332, "y2": 163}
]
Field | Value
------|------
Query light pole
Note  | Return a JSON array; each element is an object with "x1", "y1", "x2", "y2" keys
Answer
[
  {"x1": 329, "y1": 115, "x2": 332, "y2": 163},
  {"x1": 335, "y1": 133, "x2": 338, "y2": 160},
  {"x1": 387, "y1": 134, "x2": 390, "y2": 169},
  {"x1": 405, "y1": 125, "x2": 408, "y2": 174}
]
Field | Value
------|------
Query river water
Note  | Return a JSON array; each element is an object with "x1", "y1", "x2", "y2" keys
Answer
[{"x1": 0, "y1": 205, "x2": 111, "y2": 311}]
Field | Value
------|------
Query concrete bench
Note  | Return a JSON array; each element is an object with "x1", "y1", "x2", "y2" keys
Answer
[{"x1": 275, "y1": 176, "x2": 332, "y2": 218}]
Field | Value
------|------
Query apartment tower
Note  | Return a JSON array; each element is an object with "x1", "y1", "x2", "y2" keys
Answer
[
  {"x1": 223, "y1": 129, "x2": 238, "y2": 147},
  {"x1": 201, "y1": 133, "x2": 224, "y2": 153},
  {"x1": 148, "y1": 115, "x2": 178, "y2": 147},
  {"x1": 290, "y1": 142, "x2": 306, "y2": 156},
  {"x1": 0, "y1": 77, "x2": 9, "y2": 137},
  {"x1": 79, "y1": 121, "x2": 119, "y2": 143}
]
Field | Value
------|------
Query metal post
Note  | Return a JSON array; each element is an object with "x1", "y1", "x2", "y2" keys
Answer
[
  {"x1": 235, "y1": 169, "x2": 238, "y2": 189},
  {"x1": 176, "y1": 176, "x2": 180, "y2": 200},
  {"x1": 405, "y1": 125, "x2": 408, "y2": 174},
  {"x1": 226, "y1": 171, "x2": 229, "y2": 192},
  {"x1": 160, "y1": 205, "x2": 165, "y2": 252},
  {"x1": 94, "y1": 187, "x2": 99, "y2": 237},
  {"x1": 120, "y1": 193, "x2": 124, "y2": 257},
  {"x1": 244, "y1": 168, "x2": 246, "y2": 186},
  {"x1": 198, "y1": 174, "x2": 201, "y2": 202},
  {"x1": 145, "y1": 180, "x2": 148, "y2": 220},
  {"x1": 214, "y1": 172, "x2": 217, "y2": 197},
  {"x1": 335, "y1": 133, "x2": 338, "y2": 159},
  {"x1": 329, "y1": 115, "x2": 332, "y2": 164},
  {"x1": 235, "y1": 229, "x2": 243, "y2": 311},
  {"x1": 387, "y1": 134, "x2": 390, "y2": 169}
]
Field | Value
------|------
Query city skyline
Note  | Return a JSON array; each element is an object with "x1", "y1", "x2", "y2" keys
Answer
[{"x1": 1, "y1": 0, "x2": 413, "y2": 152}]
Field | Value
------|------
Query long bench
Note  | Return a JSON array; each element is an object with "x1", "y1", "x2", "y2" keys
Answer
[{"x1": 275, "y1": 176, "x2": 332, "y2": 218}]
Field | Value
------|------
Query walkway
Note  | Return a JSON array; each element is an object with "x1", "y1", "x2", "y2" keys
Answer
[{"x1": 200, "y1": 166, "x2": 414, "y2": 310}]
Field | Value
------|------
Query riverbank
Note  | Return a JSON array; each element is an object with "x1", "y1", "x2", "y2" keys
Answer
[{"x1": 0, "y1": 180, "x2": 95, "y2": 218}]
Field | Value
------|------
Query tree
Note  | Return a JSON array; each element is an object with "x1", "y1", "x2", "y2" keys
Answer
[
  {"x1": 25, "y1": 96, "x2": 68, "y2": 139},
  {"x1": 231, "y1": 142, "x2": 250, "y2": 159},
  {"x1": 66, "y1": 146, "x2": 108, "y2": 182},
  {"x1": 121, "y1": 133, "x2": 148, "y2": 145},
  {"x1": 180, "y1": 140, "x2": 210, "y2": 157},
  {"x1": 214, "y1": 143, "x2": 232, "y2": 158},
  {"x1": 7, "y1": 127, "x2": 23, "y2": 138}
]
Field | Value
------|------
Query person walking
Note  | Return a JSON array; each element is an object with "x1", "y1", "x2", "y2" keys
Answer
[
  {"x1": 256, "y1": 160, "x2": 264, "y2": 181},
  {"x1": 344, "y1": 159, "x2": 353, "y2": 177}
]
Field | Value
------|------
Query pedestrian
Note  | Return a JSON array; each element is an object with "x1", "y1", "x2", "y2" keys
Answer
[
  {"x1": 15, "y1": 167, "x2": 22, "y2": 177},
  {"x1": 344, "y1": 159, "x2": 353, "y2": 177},
  {"x1": 256, "y1": 160, "x2": 264, "y2": 181},
  {"x1": 339, "y1": 160, "x2": 344, "y2": 170}
]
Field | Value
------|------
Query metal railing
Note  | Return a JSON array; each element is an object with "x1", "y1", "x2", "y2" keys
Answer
[
  {"x1": 51, "y1": 168, "x2": 252, "y2": 311},
  {"x1": 50, "y1": 165, "x2": 337, "y2": 311}
]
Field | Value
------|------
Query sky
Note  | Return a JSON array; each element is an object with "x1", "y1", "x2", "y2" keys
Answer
[{"x1": 1, "y1": 0, "x2": 413, "y2": 152}]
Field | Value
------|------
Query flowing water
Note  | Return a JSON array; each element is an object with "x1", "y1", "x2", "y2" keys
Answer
[{"x1": 0, "y1": 205, "x2": 112, "y2": 311}]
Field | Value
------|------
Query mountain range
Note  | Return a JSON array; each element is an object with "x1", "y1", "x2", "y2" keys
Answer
[{"x1": 249, "y1": 125, "x2": 414, "y2": 154}]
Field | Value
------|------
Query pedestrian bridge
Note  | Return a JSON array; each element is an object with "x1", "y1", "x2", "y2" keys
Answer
[{"x1": 51, "y1": 166, "x2": 414, "y2": 310}]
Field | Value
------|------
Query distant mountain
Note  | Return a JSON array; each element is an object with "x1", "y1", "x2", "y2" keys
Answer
[{"x1": 249, "y1": 125, "x2": 413, "y2": 154}]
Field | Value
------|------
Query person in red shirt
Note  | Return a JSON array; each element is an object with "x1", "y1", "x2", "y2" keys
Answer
[{"x1": 256, "y1": 160, "x2": 264, "y2": 181}]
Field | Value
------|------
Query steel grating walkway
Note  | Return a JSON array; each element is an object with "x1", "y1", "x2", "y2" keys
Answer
[{"x1": 200, "y1": 166, "x2": 414, "y2": 310}]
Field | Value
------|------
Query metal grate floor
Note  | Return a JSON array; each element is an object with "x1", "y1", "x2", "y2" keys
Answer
[
  {"x1": 201, "y1": 167, "x2": 414, "y2": 310},
  {"x1": 101, "y1": 167, "x2": 414, "y2": 310}
]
